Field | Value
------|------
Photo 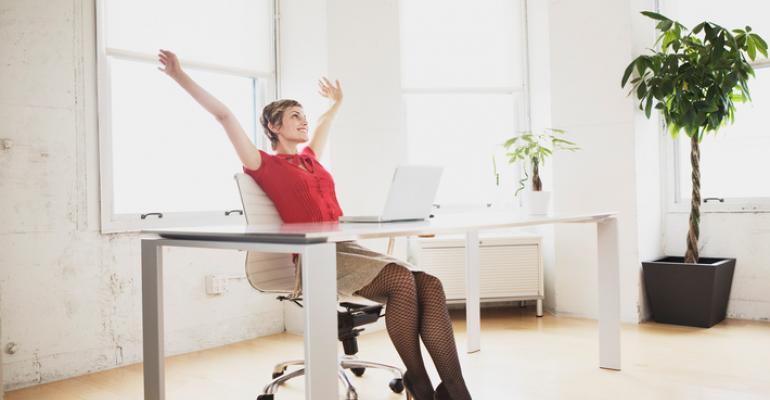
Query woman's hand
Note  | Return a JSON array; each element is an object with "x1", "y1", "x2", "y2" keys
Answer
[
  {"x1": 308, "y1": 78, "x2": 342, "y2": 157},
  {"x1": 158, "y1": 49, "x2": 184, "y2": 80},
  {"x1": 318, "y1": 77, "x2": 343, "y2": 104},
  {"x1": 155, "y1": 49, "x2": 260, "y2": 170}
]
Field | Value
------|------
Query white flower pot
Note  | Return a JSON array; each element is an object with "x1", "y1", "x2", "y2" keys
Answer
[{"x1": 524, "y1": 191, "x2": 551, "y2": 215}]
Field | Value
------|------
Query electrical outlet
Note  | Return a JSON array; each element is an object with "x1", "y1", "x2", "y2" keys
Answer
[{"x1": 205, "y1": 274, "x2": 227, "y2": 295}]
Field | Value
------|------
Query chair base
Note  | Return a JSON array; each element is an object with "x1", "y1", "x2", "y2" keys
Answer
[{"x1": 260, "y1": 355, "x2": 405, "y2": 400}]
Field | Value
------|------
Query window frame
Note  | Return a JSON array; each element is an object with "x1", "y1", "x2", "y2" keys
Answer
[
  {"x1": 399, "y1": 0, "x2": 532, "y2": 210},
  {"x1": 663, "y1": 59, "x2": 770, "y2": 214},
  {"x1": 95, "y1": 0, "x2": 279, "y2": 233}
]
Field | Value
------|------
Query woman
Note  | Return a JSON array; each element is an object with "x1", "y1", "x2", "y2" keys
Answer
[{"x1": 158, "y1": 49, "x2": 472, "y2": 400}]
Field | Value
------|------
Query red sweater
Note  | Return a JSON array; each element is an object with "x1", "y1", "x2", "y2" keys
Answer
[{"x1": 243, "y1": 146, "x2": 344, "y2": 223}]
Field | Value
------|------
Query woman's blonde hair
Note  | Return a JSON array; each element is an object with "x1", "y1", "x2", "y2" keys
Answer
[{"x1": 260, "y1": 99, "x2": 302, "y2": 150}]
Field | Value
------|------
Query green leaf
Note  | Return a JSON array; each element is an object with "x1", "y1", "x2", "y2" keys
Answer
[
  {"x1": 759, "y1": 45, "x2": 768, "y2": 58},
  {"x1": 641, "y1": 11, "x2": 669, "y2": 21},
  {"x1": 635, "y1": 57, "x2": 648, "y2": 76},
  {"x1": 704, "y1": 99, "x2": 718, "y2": 113},
  {"x1": 657, "y1": 20, "x2": 673, "y2": 32},
  {"x1": 502, "y1": 137, "x2": 518, "y2": 148},
  {"x1": 667, "y1": 123, "x2": 679, "y2": 139},
  {"x1": 751, "y1": 33, "x2": 768, "y2": 49},
  {"x1": 747, "y1": 38, "x2": 757, "y2": 60},
  {"x1": 637, "y1": 81, "x2": 647, "y2": 99},
  {"x1": 708, "y1": 113, "x2": 719, "y2": 129},
  {"x1": 553, "y1": 138, "x2": 577, "y2": 146},
  {"x1": 645, "y1": 95, "x2": 653, "y2": 118},
  {"x1": 750, "y1": 33, "x2": 768, "y2": 57},
  {"x1": 621, "y1": 61, "x2": 636, "y2": 87},
  {"x1": 693, "y1": 22, "x2": 706, "y2": 34},
  {"x1": 662, "y1": 30, "x2": 676, "y2": 50}
]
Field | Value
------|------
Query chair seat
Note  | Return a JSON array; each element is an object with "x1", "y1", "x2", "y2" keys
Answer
[
  {"x1": 339, "y1": 302, "x2": 383, "y2": 330},
  {"x1": 277, "y1": 297, "x2": 384, "y2": 344}
]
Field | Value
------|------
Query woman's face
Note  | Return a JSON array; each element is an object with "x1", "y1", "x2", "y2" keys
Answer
[{"x1": 274, "y1": 106, "x2": 308, "y2": 143}]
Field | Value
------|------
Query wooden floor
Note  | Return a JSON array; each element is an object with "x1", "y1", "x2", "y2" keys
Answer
[{"x1": 6, "y1": 307, "x2": 770, "y2": 400}]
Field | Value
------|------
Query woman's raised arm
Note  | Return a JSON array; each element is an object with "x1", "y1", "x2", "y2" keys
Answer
[
  {"x1": 307, "y1": 77, "x2": 343, "y2": 158},
  {"x1": 158, "y1": 50, "x2": 261, "y2": 170}
]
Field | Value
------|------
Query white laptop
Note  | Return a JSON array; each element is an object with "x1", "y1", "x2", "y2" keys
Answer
[{"x1": 339, "y1": 165, "x2": 442, "y2": 223}]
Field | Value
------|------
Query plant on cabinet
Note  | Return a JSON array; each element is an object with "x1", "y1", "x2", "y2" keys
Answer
[{"x1": 502, "y1": 128, "x2": 579, "y2": 215}]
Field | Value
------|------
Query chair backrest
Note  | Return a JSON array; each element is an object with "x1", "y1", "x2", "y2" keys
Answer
[{"x1": 234, "y1": 173, "x2": 297, "y2": 293}]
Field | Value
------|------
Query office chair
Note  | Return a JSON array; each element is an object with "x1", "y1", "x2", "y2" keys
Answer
[{"x1": 234, "y1": 173, "x2": 405, "y2": 400}]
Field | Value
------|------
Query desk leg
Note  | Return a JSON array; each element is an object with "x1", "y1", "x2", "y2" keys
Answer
[
  {"x1": 597, "y1": 217, "x2": 621, "y2": 370},
  {"x1": 465, "y1": 230, "x2": 481, "y2": 353},
  {"x1": 301, "y1": 243, "x2": 338, "y2": 400},
  {"x1": 1, "y1": 299, "x2": 4, "y2": 400},
  {"x1": 142, "y1": 240, "x2": 165, "y2": 400}
]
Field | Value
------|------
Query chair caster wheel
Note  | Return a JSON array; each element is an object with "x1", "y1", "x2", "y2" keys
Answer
[
  {"x1": 257, "y1": 395, "x2": 274, "y2": 400},
  {"x1": 272, "y1": 366, "x2": 287, "y2": 379},
  {"x1": 351, "y1": 367, "x2": 366, "y2": 377},
  {"x1": 389, "y1": 378, "x2": 404, "y2": 393}
]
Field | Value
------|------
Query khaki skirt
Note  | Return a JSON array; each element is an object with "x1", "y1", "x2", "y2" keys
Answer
[{"x1": 292, "y1": 241, "x2": 416, "y2": 300}]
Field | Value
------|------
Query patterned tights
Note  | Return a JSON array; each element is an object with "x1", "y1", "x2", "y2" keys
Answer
[{"x1": 355, "y1": 263, "x2": 472, "y2": 400}]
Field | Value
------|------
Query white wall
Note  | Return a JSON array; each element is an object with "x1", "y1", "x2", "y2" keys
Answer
[
  {"x1": 326, "y1": 0, "x2": 407, "y2": 218},
  {"x1": 629, "y1": 0, "x2": 665, "y2": 321},
  {"x1": 278, "y1": 0, "x2": 329, "y2": 143},
  {"x1": 0, "y1": 0, "x2": 285, "y2": 390},
  {"x1": 525, "y1": 0, "x2": 559, "y2": 311},
  {"x1": 548, "y1": 0, "x2": 658, "y2": 323},
  {"x1": 326, "y1": 0, "x2": 408, "y2": 258}
]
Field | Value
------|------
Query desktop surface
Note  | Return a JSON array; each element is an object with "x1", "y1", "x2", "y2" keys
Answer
[{"x1": 144, "y1": 211, "x2": 616, "y2": 243}]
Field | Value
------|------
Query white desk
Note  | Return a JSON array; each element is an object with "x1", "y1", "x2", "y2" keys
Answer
[{"x1": 141, "y1": 212, "x2": 620, "y2": 400}]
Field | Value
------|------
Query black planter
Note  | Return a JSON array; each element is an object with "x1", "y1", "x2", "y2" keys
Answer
[{"x1": 642, "y1": 257, "x2": 736, "y2": 328}]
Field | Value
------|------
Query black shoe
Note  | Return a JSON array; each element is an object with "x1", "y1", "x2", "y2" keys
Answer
[
  {"x1": 403, "y1": 371, "x2": 434, "y2": 400},
  {"x1": 434, "y1": 382, "x2": 451, "y2": 400}
]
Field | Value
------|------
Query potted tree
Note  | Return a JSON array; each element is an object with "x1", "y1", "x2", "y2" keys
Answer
[
  {"x1": 622, "y1": 11, "x2": 767, "y2": 327},
  {"x1": 502, "y1": 128, "x2": 579, "y2": 215}
]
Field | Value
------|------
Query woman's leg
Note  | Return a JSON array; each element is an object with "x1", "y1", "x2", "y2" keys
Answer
[
  {"x1": 413, "y1": 272, "x2": 472, "y2": 400},
  {"x1": 355, "y1": 263, "x2": 435, "y2": 399}
]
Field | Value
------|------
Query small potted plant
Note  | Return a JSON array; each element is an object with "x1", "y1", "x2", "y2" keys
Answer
[
  {"x1": 502, "y1": 128, "x2": 579, "y2": 215},
  {"x1": 622, "y1": 11, "x2": 767, "y2": 327}
]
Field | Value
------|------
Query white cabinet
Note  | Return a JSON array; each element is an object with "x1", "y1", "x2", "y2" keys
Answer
[{"x1": 408, "y1": 234, "x2": 543, "y2": 315}]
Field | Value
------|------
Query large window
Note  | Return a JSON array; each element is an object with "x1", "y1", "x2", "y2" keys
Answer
[
  {"x1": 399, "y1": 0, "x2": 529, "y2": 208},
  {"x1": 97, "y1": 0, "x2": 276, "y2": 232},
  {"x1": 660, "y1": 0, "x2": 770, "y2": 211}
]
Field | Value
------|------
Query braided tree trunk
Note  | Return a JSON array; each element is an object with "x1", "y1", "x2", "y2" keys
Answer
[
  {"x1": 684, "y1": 134, "x2": 700, "y2": 264},
  {"x1": 531, "y1": 158, "x2": 543, "y2": 191}
]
